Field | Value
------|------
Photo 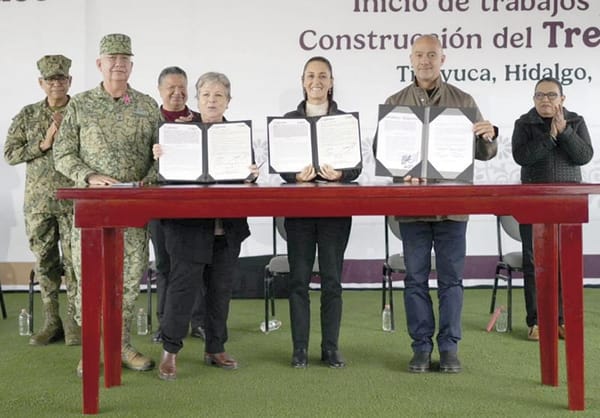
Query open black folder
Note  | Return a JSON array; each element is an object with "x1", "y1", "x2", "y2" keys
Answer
[
  {"x1": 374, "y1": 104, "x2": 477, "y2": 182},
  {"x1": 266, "y1": 113, "x2": 362, "y2": 174},
  {"x1": 157, "y1": 120, "x2": 254, "y2": 183}
]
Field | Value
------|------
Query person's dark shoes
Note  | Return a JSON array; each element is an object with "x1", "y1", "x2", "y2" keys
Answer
[
  {"x1": 291, "y1": 348, "x2": 308, "y2": 368},
  {"x1": 190, "y1": 326, "x2": 206, "y2": 340},
  {"x1": 158, "y1": 351, "x2": 177, "y2": 381},
  {"x1": 321, "y1": 350, "x2": 345, "y2": 368},
  {"x1": 204, "y1": 352, "x2": 238, "y2": 370},
  {"x1": 439, "y1": 351, "x2": 462, "y2": 373},
  {"x1": 408, "y1": 352, "x2": 431, "y2": 373},
  {"x1": 152, "y1": 330, "x2": 163, "y2": 344}
]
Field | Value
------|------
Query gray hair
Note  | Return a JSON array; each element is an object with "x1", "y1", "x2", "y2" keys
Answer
[
  {"x1": 412, "y1": 34, "x2": 443, "y2": 50},
  {"x1": 157, "y1": 66, "x2": 187, "y2": 86},
  {"x1": 195, "y1": 72, "x2": 231, "y2": 100}
]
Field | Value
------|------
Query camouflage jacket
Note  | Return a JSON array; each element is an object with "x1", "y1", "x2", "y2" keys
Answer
[
  {"x1": 4, "y1": 98, "x2": 73, "y2": 214},
  {"x1": 54, "y1": 83, "x2": 160, "y2": 186}
]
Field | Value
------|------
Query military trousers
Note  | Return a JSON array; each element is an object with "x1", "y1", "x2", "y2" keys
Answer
[
  {"x1": 71, "y1": 226, "x2": 148, "y2": 328},
  {"x1": 25, "y1": 211, "x2": 76, "y2": 306}
]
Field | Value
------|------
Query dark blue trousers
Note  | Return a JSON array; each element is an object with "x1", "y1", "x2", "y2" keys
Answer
[{"x1": 399, "y1": 220, "x2": 467, "y2": 353}]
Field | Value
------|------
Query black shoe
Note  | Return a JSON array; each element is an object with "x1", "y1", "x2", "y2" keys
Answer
[
  {"x1": 152, "y1": 330, "x2": 163, "y2": 344},
  {"x1": 321, "y1": 350, "x2": 345, "y2": 368},
  {"x1": 408, "y1": 352, "x2": 431, "y2": 373},
  {"x1": 291, "y1": 348, "x2": 308, "y2": 368},
  {"x1": 190, "y1": 326, "x2": 206, "y2": 340},
  {"x1": 439, "y1": 351, "x2": 461, "y2": 373}
]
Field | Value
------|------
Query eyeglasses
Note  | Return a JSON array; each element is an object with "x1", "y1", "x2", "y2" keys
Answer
[
  {"x1": 533, "y1": 92, "x2": 560, "y2": 100},
  {"x1": 43, "y1": 76, "x2": 69, "y2": 84}
]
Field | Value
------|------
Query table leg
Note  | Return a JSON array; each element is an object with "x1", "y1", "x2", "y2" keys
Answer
[
  {"x1": 102, "y1": 228, "x2": 124, "y2": 388},
  {"x1": 533, "y1": 223, "x2": 559, "y2": 386},
  {"x1": 81, "y1": 228, "x2": 103, "y2": 414},
  {"x1": 560, "y1": 224, "x2": 585, "y2": 410}
]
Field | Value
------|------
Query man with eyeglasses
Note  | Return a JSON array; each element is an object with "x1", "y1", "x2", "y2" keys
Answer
[
  {"x1": 54, "y1": 34, "x2": 160, "y2": 377},
  {"x1": 512, "y1": 76, "x2": 593, "y2": 341},
  {"x1": 4, "y1": 55, "x2": 80, "y2": 347}
]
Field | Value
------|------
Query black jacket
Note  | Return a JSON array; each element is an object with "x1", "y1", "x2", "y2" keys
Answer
[
  {"x1": 162, "y1": 113, "x2": 250, "y2": 263},
  {"x1": 280, "y1": 100, "x2": 361, "y2": 184},
  {"x1": 512, "y1": 107, "x2": 593, "y2": 183}
]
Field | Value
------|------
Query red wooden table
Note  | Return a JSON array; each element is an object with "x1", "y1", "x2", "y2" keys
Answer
[{"x1": 57, "y1": 182, "x2": 598, "y2": 414}]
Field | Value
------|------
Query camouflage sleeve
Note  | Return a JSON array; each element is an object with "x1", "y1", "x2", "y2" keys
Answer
[
  {"x1": 140, "y1": 105, "x2": 161, "y2": 185},
  {"x1": 141, "y1": 122, "x2": 159, "y2": 184},
  {"x1": 142, "y1": 159, "x2": 159, "y2": 185},
  {"x1": 3, "y1": 108, "x2": 46, "y2": 165},
  {"x1": 54, "y1": 101, "x2": 96, "y2": 184}
]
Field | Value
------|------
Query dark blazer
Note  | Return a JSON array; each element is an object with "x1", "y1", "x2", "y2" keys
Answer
[
  {"x1": 162, "y1": 218, "x2": 250, "y2": 264},
  {"x1": 161, "y1": 112, "x2": 251, "y2": 263},
  {"x1": 280, "y1": 100, "x2": 361, "y2": 183}
]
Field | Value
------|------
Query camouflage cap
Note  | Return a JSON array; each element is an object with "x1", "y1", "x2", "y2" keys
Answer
[
  {"x1": 37, "y1": 54, "x2": 71, "y2": 78},
  {"x1": 99, "y1": 33, "x2": 134, "y2": 56}
]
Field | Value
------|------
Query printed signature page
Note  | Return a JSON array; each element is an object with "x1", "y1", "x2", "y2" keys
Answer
[
  {"x1": 207, "y1": 122, "x2": 253, "y2": 181},
  {"x1": 268, "y1": 118, "x2": 312, "y2": 173},
  {"x1": 158, "y1": 123, "x2": 203, "y2": 181}
]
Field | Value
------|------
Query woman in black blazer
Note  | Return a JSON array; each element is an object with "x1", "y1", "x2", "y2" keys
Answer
[
  {"x1": 512, "y1": 76, "x2": 593, "y2": 341},
  {"x1": 153, "y1": 72, "x2": 257, "y2": 380},
  {"x1": 281, "y1": 56, "x2": 360, "y2": 368}
]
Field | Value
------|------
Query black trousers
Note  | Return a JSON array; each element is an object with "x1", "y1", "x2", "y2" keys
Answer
[
  {"x1": 149, "y1": 219, "x2": 205, "y2": 330},
  {"x1": 284, "y1": 217, "x2": 351, "y2": 352},
  {"x1": 161, "y1": 236, "x2": 238, "y2": 354},
  {"x1": 519, "y1": 224, "x2": 563, "y2": 327}
]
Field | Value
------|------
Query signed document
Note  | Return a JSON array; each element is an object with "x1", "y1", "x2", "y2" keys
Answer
[
  {"x1": 267, "y1": 118, "x2": 312, "y2": 173},
  {"x1": 207, "y1": 122, "x2": 253, "y2": 181},
  {"x1": 376, "y1": 110, "x2": 421, "y2": 173},
  {"x1": 158, "y1": 123, "x2": 203, "y2": 181},
  {"x1": 159, "y1": 121, "x2": 253, "y2": 183},
  {"x1": 267, "y1": 113, "x2": 362, "y2": 174},
  {"x1": 316, "y1": 114, "x2": 362, "y2": 169},
  {"x1": 375, "y1": 105, "x2": 476, "y2": 182},
  {"x1": 428, "y1": 110, "x2": 474, "y2": 176}
]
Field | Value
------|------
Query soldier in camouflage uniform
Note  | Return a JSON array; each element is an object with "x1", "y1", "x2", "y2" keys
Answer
[
  {"x1": 54, "y1": 34, "x2": 159, "y2": 376},
  {"x1": 4, "y1": 55, "x2": 80, "y2": 346}
]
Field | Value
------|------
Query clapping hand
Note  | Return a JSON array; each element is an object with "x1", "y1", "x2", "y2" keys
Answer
[{"x1": 551, "y1": 103, "x2": 566, "y2": 138}]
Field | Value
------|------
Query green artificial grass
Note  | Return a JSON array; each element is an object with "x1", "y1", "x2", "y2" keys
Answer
[{"x1": 1, "y1": 288, "x2": 600, "y2": 417}]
